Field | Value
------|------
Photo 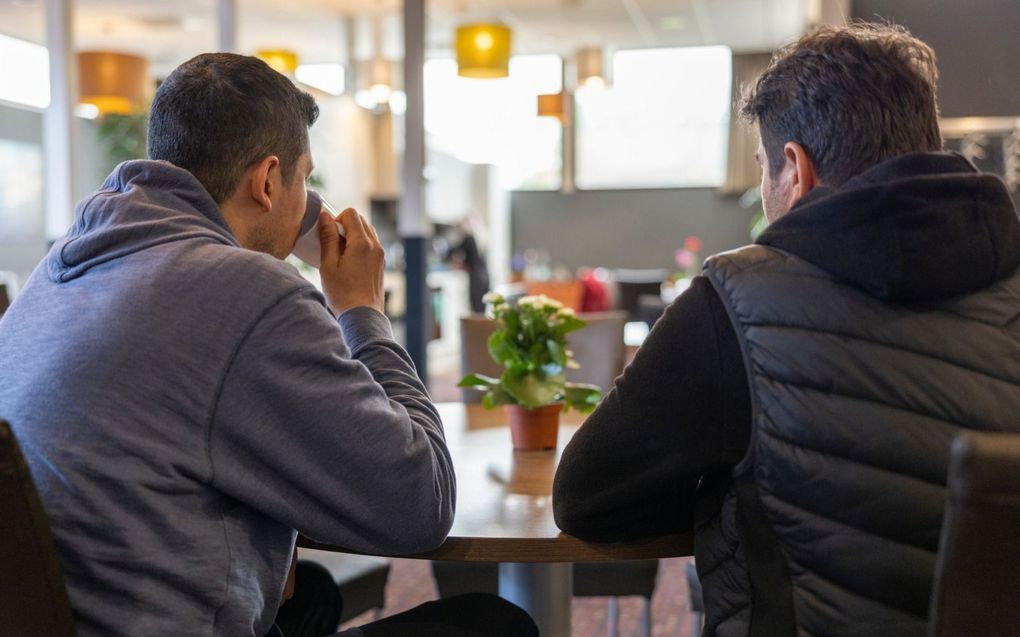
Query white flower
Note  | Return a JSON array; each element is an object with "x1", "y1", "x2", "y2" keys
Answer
[
  {"x1": 518, "y1": 294, "x2": 563, "y2": 311},
  {"x1": 483, "y1": 291, "x2": 504, "y2": 305}
]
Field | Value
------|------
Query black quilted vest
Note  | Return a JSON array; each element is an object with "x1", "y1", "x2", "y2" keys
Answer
[{"x1": 698, "y1": 244, "x2": 1020, "y2": 637}]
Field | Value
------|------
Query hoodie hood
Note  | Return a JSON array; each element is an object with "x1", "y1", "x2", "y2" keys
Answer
[
  {"x1": 756, "y1": 152, "x2": 1020, "y2": 302},
  {"x1": 48, "y1": 160, "x2": 238, "y2": 282}
]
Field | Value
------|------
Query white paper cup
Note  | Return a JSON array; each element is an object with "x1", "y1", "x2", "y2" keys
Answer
[{"x1": 292, "y1": 190, "x2": 346, "y2": 268}]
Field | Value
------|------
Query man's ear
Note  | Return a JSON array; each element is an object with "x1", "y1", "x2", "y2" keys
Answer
[
  {"x1": 782, "y1": 141, "x2": 819, "y2": 208},
  {"x1": 247, "y1": 155, "x2": 280, "y2": 212}
]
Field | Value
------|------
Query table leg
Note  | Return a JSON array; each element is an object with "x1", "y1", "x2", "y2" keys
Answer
[{"x1": 498, "y1": 562, "x2": 572, "y2": 637}]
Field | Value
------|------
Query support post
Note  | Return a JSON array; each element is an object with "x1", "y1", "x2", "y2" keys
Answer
[
  {"x1": 401, "y1": 0, "x2": 428, "y2": 380},
  {"x1": 498, "y1": 562, "x2": 573, "y2": 637},
  {"x1": 43, "y1": 0, "x2": 76, "y2": 241},
  {"x1": 218, "y1": 0, "x2": 237, "y2": 52}
]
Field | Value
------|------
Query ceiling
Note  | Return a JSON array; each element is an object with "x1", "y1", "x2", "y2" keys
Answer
[{"x1": 0, "y1": 0, "x2": 815, "y2": 76}]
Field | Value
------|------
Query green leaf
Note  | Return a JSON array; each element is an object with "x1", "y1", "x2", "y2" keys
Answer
[
  {"x1": 546, "y1": 339, "x2": 566, "y2": 366},
  {"x1": 553, "y1": 315, "x2": 586, "y2": 337},
  {"x1": 504, "y1": 308, "x2": 521, "y2": 336},
  {"x1": 563, "y1": 383, "x2": 602, "y2": 413},
  {"x1": 482, "y1": 385, "x2": 517, "y2": 408},
  {"x1": 457, "y1": 373, "x2": 499, "y2": 389},
  {"x1": 502, "y1": 370, "x2": 565, "y2": 409},
  {"x1": 487, "y1": 330, "x2": 518, "y2": 366}
]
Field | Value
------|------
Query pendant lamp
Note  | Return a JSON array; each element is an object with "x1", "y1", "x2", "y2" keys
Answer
[
  {"x1": 256, "y1": 49, "x2": 299, "y2": 76},
  {"x1": 574, "y1": 47, "x2": 609, "y2": 88},
  {"x1": 537, "y1": 91, "x2": 569, "y2": 122},
  {"x1": 355, "y1": 58, "x2": 403, "y2": 112},
  {"x1": 77, "y1": 51, "x2": 149, "y2": 116},
  {"x1": 455, "y1": 23, "x2": 512, "y2": 79}
]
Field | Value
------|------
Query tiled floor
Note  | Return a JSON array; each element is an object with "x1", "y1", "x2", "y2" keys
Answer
[{"x1": 340, "y1": 556, "x2": 698, "y2": 637}]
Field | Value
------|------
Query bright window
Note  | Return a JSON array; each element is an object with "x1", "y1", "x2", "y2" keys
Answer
[
  {"x1": 575, "y1": 46, "x2": 731, "y2": 190},
  {"x1": 425, "y1": 54, "x2": 562, "y2": 191},
  {"x1": 0, "y1": 34, "x2": 49, "y2": 109},
  {"x1": 0, "y1": 139, "x2": 44, "y2": 240}
]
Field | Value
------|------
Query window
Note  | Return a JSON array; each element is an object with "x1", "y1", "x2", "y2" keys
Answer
[
  {"x1": 0, "y1": 34, "x2": 49, "y2": 109},
  {"x1": 424, "y1": 54, "x2": 562, "y2": 191},
  {"x1": 0, "y1": 139, "x2": 44, "y2": 240},
  {"x1": 575, "y1": 46, "x2": 731, "y2": 190}
]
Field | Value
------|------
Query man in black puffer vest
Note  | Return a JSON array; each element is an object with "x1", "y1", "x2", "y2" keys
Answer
[{"x1": 553, "y1": 23, "x2": 1020, "y2": 637}]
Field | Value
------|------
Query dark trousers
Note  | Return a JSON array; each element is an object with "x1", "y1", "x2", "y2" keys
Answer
[{"x1": 273, "y1": 561, "x2": 538, "y2": 637}]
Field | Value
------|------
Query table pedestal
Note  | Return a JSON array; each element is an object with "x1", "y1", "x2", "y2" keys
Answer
[{"x1": 498, "y1": 562, "x2": 573, "y2": 637}]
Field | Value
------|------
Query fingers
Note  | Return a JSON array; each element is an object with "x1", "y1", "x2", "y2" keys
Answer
[
  {"x1": 337, "y1": 208, "x2": 383, "y2": 251},
  {"x1": 317, "y1": 211, "x2": 341, "y2": 266},
  {"x1": 364, "y1": 218, "x2": 381, "y2": 245},
  {"x1": 336, "y1": 208, "x2": 364, "y2": 240}
]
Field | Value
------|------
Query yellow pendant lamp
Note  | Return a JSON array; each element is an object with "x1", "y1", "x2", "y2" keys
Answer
[
  {"x1": 455, "y1": 23, "x2": 512, "y2": 78},
  {"x1": 256, "y1": 49, "x2": 299, "y2": 76},
  {"x1": 78, "y1": 51, "x2": 149, "y2": 116}
]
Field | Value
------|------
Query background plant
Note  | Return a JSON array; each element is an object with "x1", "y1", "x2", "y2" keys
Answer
[{"x1": 458, "y1": 293, "x2": 601, "y2": 412}]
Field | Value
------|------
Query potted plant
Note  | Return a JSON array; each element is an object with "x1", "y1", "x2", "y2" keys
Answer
[{"x1": 458, "y1": 292, "x2": 602, "y2": 450}]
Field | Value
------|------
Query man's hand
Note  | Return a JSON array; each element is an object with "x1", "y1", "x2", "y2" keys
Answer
[{"x1": 318, "y1": 208, "x2": 386, "y2": 316}]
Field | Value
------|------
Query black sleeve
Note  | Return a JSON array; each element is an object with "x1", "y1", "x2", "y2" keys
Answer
[{"x1": 552, "y1": 275, "x2": 751, "y2": 542}]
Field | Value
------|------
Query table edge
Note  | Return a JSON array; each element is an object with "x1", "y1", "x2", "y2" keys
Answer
[{"x1": 298, "y1": 531, "x2": 693, "y2": 563}]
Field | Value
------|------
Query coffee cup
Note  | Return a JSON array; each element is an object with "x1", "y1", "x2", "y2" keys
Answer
[{"x1": 292, "y1": 190, "x2": 346, "y2": 268}]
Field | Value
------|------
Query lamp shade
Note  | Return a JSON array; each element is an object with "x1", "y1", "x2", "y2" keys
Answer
[
  {"x1": 456, "y1": 23, "x2": 512, "y2": 79},
  {"x1": 537, "y1": 91, "x2": 567, "y2": 120},
  {"x1": 574, "y1": 47, "x2": 609, "y2": 88},
  {"x1": 78, "y1": 51, "x2": 149, "y2": 116},
  {"x1": 256, "y1": 49, "x2": 298, "y2": 75}
]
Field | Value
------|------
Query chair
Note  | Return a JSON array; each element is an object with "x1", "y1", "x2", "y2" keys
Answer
[
  {"x1": 927, "y1": 432, "x2": 1020, "y2": 637},
  {"x1": 431, "y1": 559, "x2": 659, "y2": 637},
  {"x1": 524, "y1": 280, "x2": 584, "y2": 312},
  {"x1": 0, "y1": 419, "x2": 77, "y2": 636},
  {"x1": 612, "y1": 269, "x2": 667, "y2": 322},
  {"x1": 298, "y1": 549, "x2": 391, "y2": 624},
  {"x1": 459, "y1": 315, "x2": 500, "y2": 403},
  {"x1": 459, "y1": 312, "x2": 628, "y2": 403}
]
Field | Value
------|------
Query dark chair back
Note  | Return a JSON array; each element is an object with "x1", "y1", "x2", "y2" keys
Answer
[
  {"x1": 612, "y1": 269, "x2": 667, "y2": 321},
  {"x1": 459, "y1": 315, "x2": 501, "y2": 403},
  {"x1": 0, "y1": 420, "x2": 77, "y2": 636},
  {"x1": 928, "y1": 432, "x2": 1020, "y2": 637}
]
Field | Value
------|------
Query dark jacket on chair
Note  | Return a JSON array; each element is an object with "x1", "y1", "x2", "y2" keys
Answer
[{"x1": 553, "y1": 152, "x2": 1020, "y2": 637}]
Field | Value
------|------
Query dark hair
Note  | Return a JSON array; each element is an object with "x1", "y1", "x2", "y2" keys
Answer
[
  {"x1": 147, "y1": 53, "x2": 319, "y2": 203},
  {"x1": 741, "y1": 22, "x2": 942, "y2": 187}
]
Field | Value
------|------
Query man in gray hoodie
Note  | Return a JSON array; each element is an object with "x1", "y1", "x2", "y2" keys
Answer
[{"x1": 0, "y1": 53, "x2": 535, "y2": 637}]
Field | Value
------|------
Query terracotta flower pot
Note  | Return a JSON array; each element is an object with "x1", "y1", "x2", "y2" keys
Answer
[{"x1": 505, "y1": 403, "x2": 562, "y2": 451}]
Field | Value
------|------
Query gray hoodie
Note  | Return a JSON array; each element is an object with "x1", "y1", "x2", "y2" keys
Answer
[{"x1": 0, "y1": 160, "x2": 455, "y2": 636}]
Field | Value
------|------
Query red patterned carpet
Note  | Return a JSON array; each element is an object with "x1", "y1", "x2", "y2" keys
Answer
[{"x1": 339, "y1": 556, "x2": 698, "y2": 637}]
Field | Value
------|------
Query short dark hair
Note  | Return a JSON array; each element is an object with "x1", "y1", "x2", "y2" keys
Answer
[
  {"x1": 148, "y1": 53, "x2": 319, "y2": 203},
  {"x1": 741, "y1": 22, "x2": 942, "y2": 187}
]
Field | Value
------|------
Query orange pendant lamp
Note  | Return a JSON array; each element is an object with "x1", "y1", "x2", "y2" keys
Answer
[
  {"x1": 78, "y1": 51, "x2": 149, "y2": 116},
  {"x1": 537, "y1": 91, "x2": 569, "y2": 121}
]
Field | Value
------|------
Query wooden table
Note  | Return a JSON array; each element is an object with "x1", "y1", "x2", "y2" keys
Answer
[{"x1": 301, "y1": 402, "x2": 693, "y2": 636}]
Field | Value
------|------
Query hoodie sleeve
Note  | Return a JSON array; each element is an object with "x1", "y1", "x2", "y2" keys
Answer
[
  {"x1": 552, "y1": 276, "x2": 750, "y2": 541},
  {"x1": 207, "y1": 287, "x2": 455, "y2": 555}
]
